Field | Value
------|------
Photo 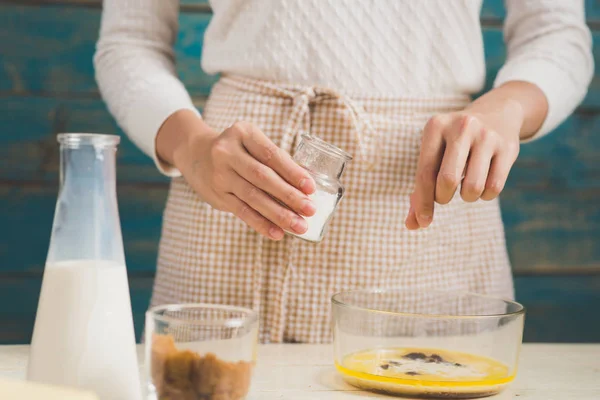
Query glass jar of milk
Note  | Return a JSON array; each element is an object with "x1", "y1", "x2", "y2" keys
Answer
[
  {"x1": 27, "y1": 133, "x2": 142, "y2": 400},
  {"x1": 289, "y1": 134, "x2": 352, "y2": 243}
]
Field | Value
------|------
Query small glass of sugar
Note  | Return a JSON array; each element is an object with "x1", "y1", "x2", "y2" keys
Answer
[{"x1": 289, "y1": 134, "x2": 352, "y2": 243}]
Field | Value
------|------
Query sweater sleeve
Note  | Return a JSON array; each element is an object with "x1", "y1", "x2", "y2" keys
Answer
[
  {"x1": 94, "y1": 0, "x2": 198, "y2": 177},
  {"x1": 494, "y1": 0, "x2": 594, "y2": 142}
]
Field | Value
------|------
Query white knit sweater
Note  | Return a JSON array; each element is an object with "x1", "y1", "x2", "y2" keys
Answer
[{"x1": 94, "y1": 0, "x2": 593, "y2": 176}]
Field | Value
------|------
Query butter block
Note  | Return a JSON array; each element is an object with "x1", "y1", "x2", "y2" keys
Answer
[{"x1": 0, "y1": 378, "x2": 99, "y2": 400}]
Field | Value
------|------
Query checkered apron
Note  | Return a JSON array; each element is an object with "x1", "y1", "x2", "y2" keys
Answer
[{"x1": 151, "y1": 75, "x2": 514, "y2": 344}]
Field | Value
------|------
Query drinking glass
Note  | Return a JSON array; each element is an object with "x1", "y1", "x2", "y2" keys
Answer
[{"x1": 145, "y1": 304, "x2": 258, "y2": 400}]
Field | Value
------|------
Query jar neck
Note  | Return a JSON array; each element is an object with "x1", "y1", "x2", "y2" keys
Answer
[
  {"x1": 294, "y1": 138, "x2": 350, "y2": 181},
  {"x1": 59, "y1": 144, "x2": 117, "y2": 194},
  {"x1": 298, "y1": 153, "x2": 347, "y2": 180},
  {"x1": 48, "y1": 143, "x2": 123, "y2": 264}
]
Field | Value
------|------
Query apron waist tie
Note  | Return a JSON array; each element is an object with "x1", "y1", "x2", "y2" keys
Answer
[{"x1": 220, "y1": 75, "x2": 380, "y2": 169}]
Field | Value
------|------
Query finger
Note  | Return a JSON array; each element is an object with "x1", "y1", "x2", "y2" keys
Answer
[
  {"x1": 435, "y1": 116, "x2": 477, "y2": 204},
  {"x1": 223, "y1": 194, "x2": 285, "y2": 240},
  {"x1": 413, "y1": 116, "x2": 446, "y2": 227},
  {"x1": 237, "y1": 122, "x2": 316, "y2": 195},
  {"x1": 460, "y1": 143, "x2": 494, "y2": 203},
  {"x1": 405, "y1": 202, "x2": 420, "y2": 230},
  {"x1": 230, "y1": 173, "x2": 308, "y2": 235},
  {"x1": 481, "y1": 152, "x2": 515, "y2": 201},
  {"x1": 232, "y1": 152, "x2": 316, "y2": 217}
]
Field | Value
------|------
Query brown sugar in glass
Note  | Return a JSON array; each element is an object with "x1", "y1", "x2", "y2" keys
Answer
[{"x1": 145, "y1": 304, "x2": 258, "y2": 400}]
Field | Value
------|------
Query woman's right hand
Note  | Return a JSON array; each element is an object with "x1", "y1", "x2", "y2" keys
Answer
[{"x1": 156, "y1": 109, "x2": 316, "y2": 240}]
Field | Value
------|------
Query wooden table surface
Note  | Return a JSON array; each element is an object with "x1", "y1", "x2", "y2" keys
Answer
[{"x1": 0, "y1": 344, "x2": 598, "y2": 399}]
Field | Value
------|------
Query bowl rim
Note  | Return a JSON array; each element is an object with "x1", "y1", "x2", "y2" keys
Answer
[
  {"x1": 147, "y1": 303, "x2": 259, "y2": 328},
  {"x1": 331, "y1": 288, "x2": 526, "y2": 319}
]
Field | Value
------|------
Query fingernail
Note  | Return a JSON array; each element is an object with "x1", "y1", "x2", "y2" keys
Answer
[
  {"x1": 291, "y1": 217, "x2": 308, "y2": 234},
  {"x1": 269, "y1": 227, "x2": 284, "y2": 240},
  {"x1": 302, "y1": 199, "x2": 316, "y2": 216},
  {"x1": 419, "y1": 214, "x2": 432, "y2": 226},
  {"x1": 299, "y1": 178, "x2": 315, "y2": 194}
]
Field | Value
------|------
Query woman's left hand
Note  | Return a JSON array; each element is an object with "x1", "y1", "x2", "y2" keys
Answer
[{"x1": 405, "y1": 98, "x2": 525, "y2": 230}]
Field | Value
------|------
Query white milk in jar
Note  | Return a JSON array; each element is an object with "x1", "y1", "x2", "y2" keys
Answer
[{"x1": 27, "y1": 260, "x2": 142, "y2": 400}]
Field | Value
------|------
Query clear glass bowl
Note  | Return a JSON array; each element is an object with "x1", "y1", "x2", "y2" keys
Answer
[
  {"x1": 145, "y1": 304, "x2": 259, "y2": 400},
  {"x1": 332, "y1": 289, "x2": 525, "y2": 399}
]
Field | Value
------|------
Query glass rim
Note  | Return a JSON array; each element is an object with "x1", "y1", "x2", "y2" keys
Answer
[
  {"x1": 147, "y1": 303, "x2": 259, "y2": 328},
  {"x1": 57, "y1": 133, "x2": 120, "y2": 147},
  {"x1": 301, "y1": 134, "x2": 353, "y2": 161},
  {"x1": 331, "y1": 288, "x2": 526, "y2": 319}
]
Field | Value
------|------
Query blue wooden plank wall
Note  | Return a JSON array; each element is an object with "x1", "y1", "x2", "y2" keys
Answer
[{"x1": 0, "y1": 0, "x2": 599, "y2": 344}]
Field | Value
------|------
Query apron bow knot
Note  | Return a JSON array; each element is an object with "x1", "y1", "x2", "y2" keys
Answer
[{"x1": 282, "y1": 86, "x2": 378, "y2": 171}]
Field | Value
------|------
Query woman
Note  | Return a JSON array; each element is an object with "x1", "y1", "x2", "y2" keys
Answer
[{"x1": 95, "y1": 0, "x2": 593, "y2": 343}]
